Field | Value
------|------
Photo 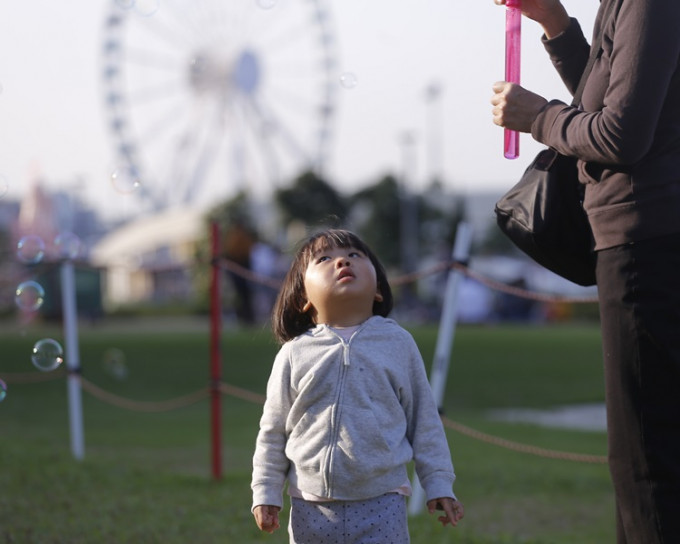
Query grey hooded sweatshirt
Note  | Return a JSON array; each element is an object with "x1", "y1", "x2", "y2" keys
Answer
[{"x1": 251, "y1": 315, "x2": 456, "y2": 510}]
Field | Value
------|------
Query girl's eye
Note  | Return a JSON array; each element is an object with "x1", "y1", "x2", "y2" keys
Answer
[
  {"x1": 349, "y1": 251, "x2": 362, "y2": 258},
  {"x1": 316, "y1": 255, "x2": 330, "y2": 263}
]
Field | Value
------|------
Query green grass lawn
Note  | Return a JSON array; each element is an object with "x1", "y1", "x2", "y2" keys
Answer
[{"x1": 0, "y1": 317, "x2": 613, "y2": 543}]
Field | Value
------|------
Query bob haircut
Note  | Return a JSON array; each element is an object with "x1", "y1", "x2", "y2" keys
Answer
[{"x1": 271, "y1": 229, "x2": 393, "y2": 343}]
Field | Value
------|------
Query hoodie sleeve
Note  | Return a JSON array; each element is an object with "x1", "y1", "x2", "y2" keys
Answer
[
  {"x1": 402, "y1": 333, "x2": 457, "y2": 501},
  {"x1": 251, "y1": 344, "x2": 294, "y2": 511}
]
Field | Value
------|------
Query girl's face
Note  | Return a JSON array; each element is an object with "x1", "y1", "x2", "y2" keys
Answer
[{"x1": 303, "y1": 245, "x2": 380, "y2": 326}]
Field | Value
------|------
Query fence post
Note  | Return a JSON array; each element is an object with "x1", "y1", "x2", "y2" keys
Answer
[
  {"x1": 61, "y1": 259, "x2": 85, "y2": 460},
  {"x1": 408, "y1": 221, "x2": 472, "y2": 515},
  {"x1": 210, "y1": 222, "x2": 222, "y2": 480}
]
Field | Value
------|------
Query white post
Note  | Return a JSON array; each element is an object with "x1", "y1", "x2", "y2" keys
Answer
[
  {"x1": 61, "y1": 260, "x2": 85, "y2": 460},
  {"x1": 426, "y1": 221, "x2": 472, "y2": 410},
  {"x1": 409, "y1": 221, "x2": 473, "y2": 515}
]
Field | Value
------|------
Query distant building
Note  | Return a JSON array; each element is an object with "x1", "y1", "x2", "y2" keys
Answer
[
  {"x1": 15, "y1": 181, "x2": 58, "y2": 255},
  {"x1": 2, "y1": 175, "x2": 107, "y2": 318},
  {"x1": 0, "y1": 199, "x2": 20, "y2": 311},
  {"x1": 91, "y1": 207, "x2": 204, "y2": 308}
]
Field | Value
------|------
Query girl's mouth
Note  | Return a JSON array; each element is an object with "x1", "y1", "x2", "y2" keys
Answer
[{"x1": 337, "y1": 270, "x2": 355, "y2": 281}]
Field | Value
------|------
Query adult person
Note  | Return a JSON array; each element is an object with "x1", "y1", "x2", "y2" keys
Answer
[
  {"x1": 490, "y1": 1, "x2": 680, "y2": 542},
  {"x1": 223, "y1": 218, "x2": 256, "y2": 325}
]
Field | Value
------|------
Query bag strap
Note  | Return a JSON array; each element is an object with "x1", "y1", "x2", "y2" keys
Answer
[{"x1": 571, "y1": 4, "x2": 612, "y2": 107}]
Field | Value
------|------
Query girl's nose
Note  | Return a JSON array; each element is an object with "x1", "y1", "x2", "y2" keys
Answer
[{"x1": 336, "y1": 257, "x2": 350, "y2": 267}]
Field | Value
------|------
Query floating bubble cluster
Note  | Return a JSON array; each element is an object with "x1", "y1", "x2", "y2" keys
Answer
[{"x1": 0, "y1": 379, "x2": 7, "y2": 402}]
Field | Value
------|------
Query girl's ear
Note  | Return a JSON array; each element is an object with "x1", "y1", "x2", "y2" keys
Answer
[
  {"x1": 374, "y1": 292, "x2": 384, "y2": 302},
  {"x1": 302, "y1": 300, "x2": 313, "y2": 313}
]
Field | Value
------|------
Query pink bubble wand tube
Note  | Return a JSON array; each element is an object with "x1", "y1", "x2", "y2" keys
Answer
[{"x1": 504, "y1": 0, "x2": 521, "y2": 159}]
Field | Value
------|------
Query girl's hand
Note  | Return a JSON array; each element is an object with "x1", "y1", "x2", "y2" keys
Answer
[
  {"x1": 427, "y1": 497, "x2": 465, "y2": 527},
  {"x1": 253, "y1": 504, "x2": 281, "y2": 533},
  {"x1": 491, "y1": 81, "x2": 548, "y2": 133}
]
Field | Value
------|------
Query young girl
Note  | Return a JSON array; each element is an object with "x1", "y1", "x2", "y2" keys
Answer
[{"x1": 251, "y1": 229, "x2": 464, "y2": 542}]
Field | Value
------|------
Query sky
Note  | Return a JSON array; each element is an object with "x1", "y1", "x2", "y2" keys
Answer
[{"x1": 0, "y1": 0, "x2": 598, "y2": 222}]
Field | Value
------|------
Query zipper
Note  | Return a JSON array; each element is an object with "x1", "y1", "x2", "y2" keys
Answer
[{"x1": 322, "y1": 335, "x2": 350, "y2": 496}]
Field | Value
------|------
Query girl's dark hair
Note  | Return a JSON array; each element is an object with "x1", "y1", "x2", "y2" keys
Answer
[{"x1": 271, "y1": 229, "x2": 393, "y2": 343}]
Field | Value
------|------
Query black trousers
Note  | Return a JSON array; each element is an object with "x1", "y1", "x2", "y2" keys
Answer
[{"x1": 596, "y1": 233, "x2": 680, "y2": 544}]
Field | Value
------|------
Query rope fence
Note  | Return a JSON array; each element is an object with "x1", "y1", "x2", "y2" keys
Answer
[
  {"x1": 1, "y1": 256, "x2": 605, "y2": 464},
  {"x1": 218, "y1": 255, "x2": 599, "y2": 305},
  {"x1": 440, "y1": 415, "x2": 607, "y2": 464},
  {"x1": 0, "y1": 368, "x2": 67, "y2": 383},
  {"x1": 455, "y1": 262, "x2": 598, "y2": 304},
  {"x1": 78, "y1": 377, "x2": 210, "y2": 412},
  {"x1": 0, "y1": 368, "x2": 608, "y2": 465}
]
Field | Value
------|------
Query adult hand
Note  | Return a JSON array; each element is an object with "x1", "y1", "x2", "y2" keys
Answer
[
  {"x1": 253, "y1": 504, "x2": 281, "y2": 533},
  {"x1": 427, "y1": 497, "x2": 465, "y2": 527},
  {"x1": 493, "y1": 0, "x2": 570, "y2": 39},
  {"x1": 491, "y1": 81, "x2": 548, "y2": 133}
]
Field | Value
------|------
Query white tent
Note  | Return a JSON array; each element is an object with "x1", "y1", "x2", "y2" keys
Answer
[{"x1": 91, "y1": 207, "x2": 205, "y2": 306}]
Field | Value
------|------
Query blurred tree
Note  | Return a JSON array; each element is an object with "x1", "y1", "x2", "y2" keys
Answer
[
  {"x1": 205, "y1": 191, "x2": 254, "y2": 233},
  {"x1": 418, "y1": 180, "x2": 465, "y2": 254},
  {"x1": 192, "y1": 191, "x2": 257, "y2": 314},
  {"x1": 0, "y1": 226, "x2": 15, "y2": 314},
  {"x1": 350, "y1": 176, "x2": 464, "y2": 269},
  {"x1": 275, "y1": 170, "x2": 348, "y2": 228},
  {"x1": 350, "y1": 174, "x2": 402, "y2": 267},
  {"x1": 476, "y1": 216, "x2": 519, "y2": 255},
  {"x1": 195, "y1": 174, "x2": 467, "y2": 315}
]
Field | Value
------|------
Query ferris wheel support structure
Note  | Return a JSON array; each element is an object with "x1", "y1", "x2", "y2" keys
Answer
[{"x1": 101, "y1": 0, "x2": 339, "y2": 213}]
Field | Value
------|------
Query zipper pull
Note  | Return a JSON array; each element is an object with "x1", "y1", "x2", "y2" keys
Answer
[{"x1": 343, "y1": 344, "x2": 350, "y2": 366}]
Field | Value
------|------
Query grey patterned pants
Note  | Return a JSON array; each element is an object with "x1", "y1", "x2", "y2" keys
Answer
[{"x1": 288, "y1": 493, "x2": 409, "y2": 544}]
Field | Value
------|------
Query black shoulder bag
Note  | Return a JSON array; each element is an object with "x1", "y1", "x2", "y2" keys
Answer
[{"x1": 494, "y1": 28, "x2": 604, "y2": 287}]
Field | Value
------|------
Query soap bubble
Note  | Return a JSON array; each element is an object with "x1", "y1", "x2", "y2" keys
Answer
[
  {"x1": 110, "y1": 165, "x2": 142, "y2": 194},
  {"x1": 115, "y1": 0, "x2": 135, "y2": 9},
  {"x1": 0, "y1": 379, "x2": 7, "y2": 402},
  {"x1": 102, "y1": 348, "x2": 129, "y2": 380},
  {"x1": 31, "y1": 338, "x2": 64, "y2": 372},
  {"x1": 16, "y1": 234, "x2": 45, "y2": 264},
  {"x1": 0, "y1": 174, "x2": 8, "y2": 199},
  {"x1": 339, "y1": 72, "x2": 358, "y2": 89},
  {"x1": 54, "y1": 232, "x2": 81, "y2": 260},
  {"x1": 256, "y1": 0, "x2": 277, "y2": 9},
  {"x1": 134, "y1": 0, "x2": 160, "y2": 16},
  {"x1": 15, "y1": 280, "x2": 45, "y2": 312}
]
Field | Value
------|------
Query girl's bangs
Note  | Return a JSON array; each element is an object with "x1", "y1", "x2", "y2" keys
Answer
[{"x1": 306, "y1": 230, "x2": 361, "y2": 257}]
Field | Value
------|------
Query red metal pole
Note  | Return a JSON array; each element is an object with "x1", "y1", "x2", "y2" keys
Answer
[{"x1": 210, "y1": 222, "x2": 222, "y2": 480}]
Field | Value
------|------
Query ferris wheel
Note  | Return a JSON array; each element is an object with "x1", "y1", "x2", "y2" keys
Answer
[{"x1": 101, "y1": 0, "x2": 338, "y2": 211}]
